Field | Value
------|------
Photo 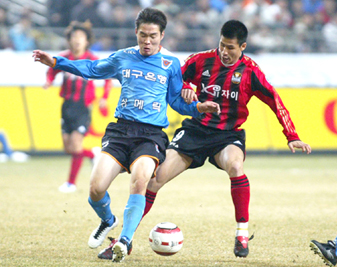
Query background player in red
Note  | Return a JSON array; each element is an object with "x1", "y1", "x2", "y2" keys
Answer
[
  {"x1": 98, "y1": 19, "x2": 312, "y2": 260},
  {"x1": 44, "y1": 21, "x2": 112, "y2": 193}
]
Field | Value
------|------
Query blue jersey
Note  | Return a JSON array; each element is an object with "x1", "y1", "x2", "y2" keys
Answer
[{"x1": 54, "y1": 46, "x2": 202, "y2": 128}]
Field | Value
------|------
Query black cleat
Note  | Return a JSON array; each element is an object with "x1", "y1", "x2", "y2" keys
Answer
[
  {"x1": 310, "y1": 240, "x2": 337, "y2": 266},
  {"x1": 234, "y1": 234, "x2": 254, "y2": 258},
  {"x1": 234, "y1": 236, "x2": 249, "y2": 257}
]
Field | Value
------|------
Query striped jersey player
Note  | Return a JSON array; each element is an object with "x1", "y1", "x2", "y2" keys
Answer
[
  {"x1": 142, "y1": 19, "x2": 311, "y2": 260},
  {"x1": 181, "y1": 48, "x2": 299, "y2": 141}
]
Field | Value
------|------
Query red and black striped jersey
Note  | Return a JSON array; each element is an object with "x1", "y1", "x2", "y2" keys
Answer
[
  {"x1": 182, "y1": 48, "x2": 300, "y2": 142},
  {"x1": 46, "y1": 50, "x2": 111, "y2": 106}
]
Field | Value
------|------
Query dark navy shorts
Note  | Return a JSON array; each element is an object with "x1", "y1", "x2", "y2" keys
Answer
[
  {"x1": 61, "y1": 100, "x2": 91, "y2": 135},
  {"x1": 101, "y1": 119, "x2": 169, "y2": 173},
  {"x1": 168, "y1": 118, "x2": 246, "y2": 169}
]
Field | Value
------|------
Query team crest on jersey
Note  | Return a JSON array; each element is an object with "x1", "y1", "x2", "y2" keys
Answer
[
  {"x1": 231, "y1": 72, "x2": 242, "y2": 84},
  {"x1": 161, "y1": 57, "x2": 173, "y2": 69}
]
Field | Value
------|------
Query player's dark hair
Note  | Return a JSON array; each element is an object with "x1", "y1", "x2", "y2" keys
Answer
[
  {"x1": 65, "y1": 20, "x2": 94, "y2": 46},
  {"x1": 135, "y1": 7, "x2": 167, "y2": 33},
  {"x1": 220, "y1": 20, "x2": 248, "y2": 46}
]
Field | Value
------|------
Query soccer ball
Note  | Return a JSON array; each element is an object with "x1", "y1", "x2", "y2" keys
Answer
[{"x1": 149, "y1": 222, "x2": 184, "y2": 256}]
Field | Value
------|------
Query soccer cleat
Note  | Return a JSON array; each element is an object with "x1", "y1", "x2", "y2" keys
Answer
[
  {"x1": 58, "y1": 182, "x2": 77, "y2": 193},
  {"x1": 234, "y1": 236, "x2": 249, "y2": 257},
  {"x1": 88, "y1": 216, "x2": 119, "y2": 249},
  {"x1": 112, "y1": 237, "x2": 132, "y2": 263},
  {"x1": 98, "y1": 237, "x2": 133, "y2": 260},
  {"x1": 98, "y1": 237, "x2": 117, "y2": 260},
  {"x1": 310, "y1": 240, "x2": 337, "y2": 266}
]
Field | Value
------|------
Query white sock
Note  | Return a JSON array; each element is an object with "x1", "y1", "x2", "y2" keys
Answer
[{"x1": 236, "y1": 222, "x2": 249, "y2": 237}]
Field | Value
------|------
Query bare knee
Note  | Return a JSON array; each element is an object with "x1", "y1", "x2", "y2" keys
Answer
[
  {"x1": 226, "y1": 159, "x2": 244, "y2": 177},
  {"x1": 89, "y1": 176, "x2": 106, "y2": 201}
]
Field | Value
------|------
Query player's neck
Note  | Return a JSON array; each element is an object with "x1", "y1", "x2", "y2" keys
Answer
[
  {"x1": 72, "y1": 49, "x2": 86, "y2": 59},
  {"x1": 220, "y1": 59, "x2": 235, "y2": 67}
]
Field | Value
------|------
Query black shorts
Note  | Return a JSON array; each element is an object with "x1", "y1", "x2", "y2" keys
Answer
[
  {"x1": 61, "y1": 100, "x2": 91, "y2": 135},
  {"x1": 168, "y1": 118, "x2": 246, "y2": 169},
  {"x1": 101, "y1": 119, "x2": 169, "y2": 174}
]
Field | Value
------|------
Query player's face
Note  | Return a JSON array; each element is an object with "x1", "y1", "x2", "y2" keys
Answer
[
  {"x1": 218, "y1": 36, "x2": 246, "y2": 66},
  {"x1": 69, "y1": 30, "x2": 89, "y2": 55},
  {"x1": 136, "y1": 23, "x2": 164, "y2": 56}
]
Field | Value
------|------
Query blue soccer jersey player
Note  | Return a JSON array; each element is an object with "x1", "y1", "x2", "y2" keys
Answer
[{"x1": 33, "y1": 7, "x2": 220, "y2": 263}]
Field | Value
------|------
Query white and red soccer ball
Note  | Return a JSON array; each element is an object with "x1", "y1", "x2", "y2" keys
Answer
[{"x1": 149, "y1": 222, "x2": 184, "y2": 256}]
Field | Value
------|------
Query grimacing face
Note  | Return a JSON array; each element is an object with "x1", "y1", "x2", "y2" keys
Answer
[
  {"x1": 136, "y1": 23, "x2": 164, "y2": 56},
  {"x1": 218, "y1": 35, "x2": 246, "y2": 66}
]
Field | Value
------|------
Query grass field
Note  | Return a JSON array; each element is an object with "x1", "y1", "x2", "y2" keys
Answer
[{"x1": 0, "y1": 154, "x2": 336, "y2": 267}]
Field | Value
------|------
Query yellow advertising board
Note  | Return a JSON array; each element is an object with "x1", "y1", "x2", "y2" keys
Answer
[{"x1": 1, "y1": 86, "x2": 337, "y2": 153}]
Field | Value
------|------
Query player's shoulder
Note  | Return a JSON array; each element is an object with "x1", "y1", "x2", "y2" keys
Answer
[
  {"x1": 86, "y1": 50, "x2": 99, "y2": 60},
  {"x1": 241, "y1": 54, "x2": 263, "y2": 72},
  {"x1": 118, "y1": 46, "x2": 138, "y2": 56},
  {"x1": 159, "y1": 47, "x2": 178, "y2": 59},
  {"x1": 105, "y1": 46, "x2": 137, "y2": 62},
  {"x1": 59, "y1": 50, "x2": 71, "y2": 57},
  {"x1": 185, "y1": 48, "x2": 217, "y2": 63}
]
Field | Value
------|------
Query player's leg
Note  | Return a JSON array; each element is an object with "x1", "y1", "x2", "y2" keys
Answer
[
  {"x1": 58, "y1": 131, "x2": 85, "y2": 192},
  {"x1": 145, "y1": 149, "x2": 192, "y2": 216},
  {"x1": 58, "y1": 132, "x2": 78, "y2": 192},
  {"x1": 68, "y1": 131, "x2": 84, "y2": 178},
  {"x1": 88, "y1": 152, "x2": 122, "y2": 249},
  {"x1": 214, "y1": 144, "x2": 250, "y2": 257},
  {"x1": 112, "y1": 156, "x2": 156, "y2": 262}
]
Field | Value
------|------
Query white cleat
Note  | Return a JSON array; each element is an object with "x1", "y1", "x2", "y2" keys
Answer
[
  {"x1": 88, "y1": 216, "x2": 119, "y2": 249},
  {"x1": 112, "y1": 240, "x2": 128, "y2": 263},
  {"x1": 58, "y1": 182, "x2": 77, "y2": 193}
]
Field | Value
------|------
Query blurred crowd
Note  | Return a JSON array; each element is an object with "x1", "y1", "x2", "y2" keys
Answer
[{"x1": 1, "y1": 0, "x2": 337, "y2": 53}]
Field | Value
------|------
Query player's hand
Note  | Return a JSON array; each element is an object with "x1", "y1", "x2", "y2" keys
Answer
[
  {"x1": 198, "y1": 101, "x2": 220, "y2": 115},
  {"x1": 181, "y1": 88, "x2": 198, "y2": 104},
  {"x1": 99, "y1": 98, "x2": 109, "y2": 117},
  {"x1": 288, "y1": 140, "x2": 312, "y2": 154},
  {"x1": 43, "y1": 81, "x2": 52, "y2": 89},
  {"x1": 32, "y1": 50, "x2": 55, "y2": 67},
  {"x1": 99, "y1": 98, "x2": 107, "y2": 109}
]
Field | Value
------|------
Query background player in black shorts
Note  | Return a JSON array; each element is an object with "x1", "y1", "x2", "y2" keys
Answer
[
  {"x1": 98, "y1": 19, "x2": 311, "y2": 260},
  {"x1": 43, "y1": 21, "x2": 111, "y2": 193}
]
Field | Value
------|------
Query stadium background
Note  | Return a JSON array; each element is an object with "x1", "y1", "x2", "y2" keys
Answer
[
  {"x1": 1, "y1": 2, "x2": 337, "y2": 266},
  {"x1": 1, "y1": 51, "x2": 337, "y2": 154}
]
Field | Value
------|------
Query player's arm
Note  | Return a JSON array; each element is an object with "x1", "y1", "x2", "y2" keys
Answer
[
  {"x1": 98, "y1": 79, "x2": 112, "y2": 116},
  {"x1": 288, "y1": 140, "x2": 311, "y2": 154},
  {"x1": 44, "y1": 65, "x2": 62, "y2": 89},
  {"x1": 181, "y1": 82, "x2": 198, "y2": 104},
  {"x1": 167, "y1": 71, "x2": 219, "y2": 116},
  {"x1": 33, "y1": 49, "x2": 116, "y2": 80},
  {"x1": 33, "y1": 50, "x2": 61, "y2": 89},
  {"x1": 251, "y1": 69, "x2": 311, "y2": 154},
  {"x1": 180, "y1": 54, "x2": 200, "y2": 104}
]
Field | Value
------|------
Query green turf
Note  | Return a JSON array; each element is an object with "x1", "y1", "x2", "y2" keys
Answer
[{"x1": 0, "y1": 155, "x2": 336, "y2": 267}]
